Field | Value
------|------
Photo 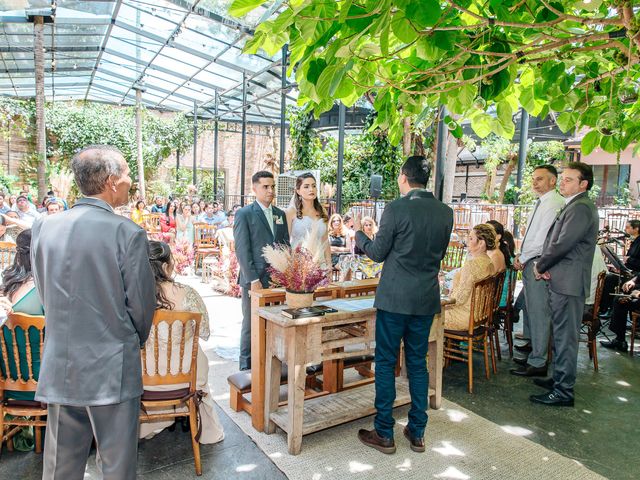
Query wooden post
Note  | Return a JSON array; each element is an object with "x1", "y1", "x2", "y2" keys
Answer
[
  {"x1": 135, "y1": 88, "x2": 145, "y2": 199},
  {"x1": 34, "y1": 16, "x2": 47, "y2": 202}
]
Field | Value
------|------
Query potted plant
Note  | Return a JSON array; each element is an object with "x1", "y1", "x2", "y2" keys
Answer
[{"x1": 262, "y1": 228, "x2": 330, "y2": 308}]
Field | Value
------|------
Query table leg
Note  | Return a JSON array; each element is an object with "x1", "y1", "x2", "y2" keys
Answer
[
  {"x1": 250, "y1": 293, "x2": 266, "y2": 431},
  {"x1": 286, "y1": 326, "x2": 307, "y2": 455},
  {"x1": 264, "y1": 328, "x2": 281, "y2": 435},
  {"x1": 429, "y1": 314, "x2": 444, "y2": 410}
]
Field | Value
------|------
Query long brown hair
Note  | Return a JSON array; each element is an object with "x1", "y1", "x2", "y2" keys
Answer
[
  {"x1": 148, "y1": 240, "x2": 175, "y2": 310},
  {"x1": 328, "y1": 213, "x2": 346, "y2": 236},
  {"x1": 294, "y1": 172, "x2": 328, "y2": 221}
]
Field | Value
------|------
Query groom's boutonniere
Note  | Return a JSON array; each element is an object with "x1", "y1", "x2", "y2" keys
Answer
[{"x1": 273, "y1": 215, "x2": 284, "y2": 225}]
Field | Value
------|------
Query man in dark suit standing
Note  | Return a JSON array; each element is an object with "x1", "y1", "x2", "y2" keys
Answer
[
  {"x1": 532, "y1": 162, "x2": 599, "y2": 407},
  {"x1": 356, "y1": 156, "x2": 453, "y2": 454},
  {"x1": 234, "y1": 171, "x2": 290, "y2": 371}
]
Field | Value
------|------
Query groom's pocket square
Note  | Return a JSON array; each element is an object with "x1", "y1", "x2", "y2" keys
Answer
[{"x1": 273, "y1": 216, "x2": 284, "y2": 225}]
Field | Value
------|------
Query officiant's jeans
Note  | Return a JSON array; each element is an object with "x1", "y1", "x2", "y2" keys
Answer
[{"x1": 374, "y1": 310, "x2": 433, "y2": 440}]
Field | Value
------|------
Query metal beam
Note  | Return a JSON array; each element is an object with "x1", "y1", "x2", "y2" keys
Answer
[
  {"x1": 435, "y1": 106, "x2": 447, "y2": 201},
  {"x1": 515, "y1": 109, "x2": 530, "y2": 237},
  {"x1": 279, "y1": 45, "x2": 287, "y2": 173},
  {"x1": 0, "y1": 46, "x2": 102, "y2": 53},
  {"x1": 240, "y1": 72, "x2": 247, "y2": 204},
  {"x1": 336, "y1": 102, "x2": 346, "y2": 214},
  {"x1": 214, "y1": 91, "x2": 219, "y2": 200},
  {"x1": 193, "y1": 100, "x2": 198, "y2": 185}
]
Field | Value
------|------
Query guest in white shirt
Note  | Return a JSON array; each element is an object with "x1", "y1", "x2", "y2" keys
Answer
[
  {"x1": 14, "y1": 195, "x2": 40, "y2": 227},
  {"x1": 511, "y1": 165, "x2": 565, "y2": 377}
]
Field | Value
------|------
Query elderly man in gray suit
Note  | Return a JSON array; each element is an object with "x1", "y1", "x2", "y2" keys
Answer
[
  {"x1": 531, "y1": 162, "x2": 598, "y2": 407},
  {"x1": 234, "y1": 171, "x2": 290, "y2": 371},
  {"x1": 356, "y1": 156, "x2": 453, "y2": 454},
  {"x1": 31, "y1": 145, "x2": 156, "y2": 479}
]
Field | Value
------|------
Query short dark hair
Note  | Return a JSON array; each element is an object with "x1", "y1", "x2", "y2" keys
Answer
[
  {"x1": 401, "y1": 156, "x2": 430, "y2": 187},
  {"x1": 534, "y1": 164, "x2": 558, "y2": 178},
  {"x1": 628, "y1": 220, "x2": 640, "y2": 231},
  {"x1": 252, "y1": 171, "x2": 274, "y2": 185},
  {"x1": 564, "y1": 162, "x2": 594, "y2": 190}
]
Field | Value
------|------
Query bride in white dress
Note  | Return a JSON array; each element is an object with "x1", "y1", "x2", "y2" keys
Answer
[{"x1": 285, "y1": 172, "x2": 332, "y2": 267}]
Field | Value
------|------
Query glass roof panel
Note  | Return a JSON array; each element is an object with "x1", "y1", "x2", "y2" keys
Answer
[
  {"x1": 0, "y1": 1, "x2": 297, "y2": 121},
  {"x1": 153, "y1": 54, "x2": 200, "y2": 77}
]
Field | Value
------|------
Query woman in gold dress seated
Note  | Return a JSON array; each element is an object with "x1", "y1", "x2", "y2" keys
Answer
[
  {"x1": 445, "y1": 224, "x2": 496, "y2": 330},
  {"x1": 139, "y1": 241, "x2": 224, "y2": 444}
]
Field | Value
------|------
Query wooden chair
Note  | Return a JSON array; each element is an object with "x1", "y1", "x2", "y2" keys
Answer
[
  {"x1": 453, "y1": 206, "x2": 471, "y2": 237},
  {"x1": 193, "y1": 223, "x2": 220, "y2": 271},
  {"x1": 0, "y1": 241, "x2": 17, "y2": 272},
  {"x1": 0, "y1": 313, "x2": 46, "y2": 453},
  {"x1": 494, "y1": 268, "x2": 517, "y2": 358},
  {"x1": 444, "y1": 275, "x2": 497, "y2": 393},
  {"x1": 140, "y1": 310, "x2": 203, "y2": 476},
  {"x1": 441, "y1": 242, "x2": 466, "y2": 272},
  {"x1": 142, "y1": 213, "x2": 164, "y2": 241},
  {"x1": 581, "y1": 271, "x2": 605, "y2": 370}
]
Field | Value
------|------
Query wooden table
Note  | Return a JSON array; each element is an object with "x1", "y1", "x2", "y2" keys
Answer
[
  {"x1": 249, "y1": 282, "x2": 338, "y2": 431},
  {"x1": 260, "y1": 296, "x2": 452, "y2": 454}
]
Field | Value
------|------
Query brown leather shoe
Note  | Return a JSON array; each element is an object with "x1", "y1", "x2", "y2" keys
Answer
[
  {"x1": 403, "y1": 426, "x2": 425, "y2": 452},
  {"x1": 358, "y1": 429, "x2": 396, "y2": 454}
]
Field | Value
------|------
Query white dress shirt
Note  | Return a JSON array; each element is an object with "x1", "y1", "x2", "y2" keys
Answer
[
  {"x1": 519, "y1": 189, "x2": 565, "y2": 264},
  {"x1": 586, "y1": 245, "x2": 607, "y2": 305}
]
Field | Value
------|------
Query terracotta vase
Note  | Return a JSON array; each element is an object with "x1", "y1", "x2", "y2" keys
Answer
[{"x1": 285, "y1": 290, "x2": 314, "y2": 309}]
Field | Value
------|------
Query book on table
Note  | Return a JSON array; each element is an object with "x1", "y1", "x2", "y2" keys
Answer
[{"x1": 281, "y1": 305, "x2": 338, "y2": 319}]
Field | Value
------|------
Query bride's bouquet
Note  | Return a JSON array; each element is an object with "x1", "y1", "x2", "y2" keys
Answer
[{"x1": 262, "y1": 222, "x2": 330, "y2": 293}]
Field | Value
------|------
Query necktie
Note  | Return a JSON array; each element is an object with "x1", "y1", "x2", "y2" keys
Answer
[
  {"x1": 264, "y1": 206, "x2": 274, "y2": 235},
  {"x1": 521, "y1": 199, "x2": 541, "y2": 249}
]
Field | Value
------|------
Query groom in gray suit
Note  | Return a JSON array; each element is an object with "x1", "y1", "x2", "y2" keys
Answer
[
  {"x1": 531, "y1": 162, "x2": 598, "y2": 407},
  {"x1": 31, "y1": 145, "x2": 156, "y2": 479},
  {"x1": 234, "y1": 171, "x2": 290, "y2": 370}
]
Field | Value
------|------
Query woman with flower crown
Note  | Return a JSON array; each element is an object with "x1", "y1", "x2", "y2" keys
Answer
[{"x1": 285, "y1": 172, "x2": 331, "y2": 268}]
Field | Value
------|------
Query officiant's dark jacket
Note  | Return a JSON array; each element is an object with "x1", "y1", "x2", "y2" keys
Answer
[{"x1": 356, "y1": 189, "x2": 453, "y2": 316}]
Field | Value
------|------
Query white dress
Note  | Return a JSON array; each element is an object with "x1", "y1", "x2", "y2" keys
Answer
[{"x1": 290, "y1": 215, "x2": 327, "y2": 248}]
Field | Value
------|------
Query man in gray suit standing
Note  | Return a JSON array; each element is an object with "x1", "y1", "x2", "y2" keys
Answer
[
  {"x1": 356, "y1": 156, "x2": 453, "y2": 454},
  {"x1": 31, "y1": 145, "x2": 156, "y2": 479},
  {"x1": 531, "y1": 162, "x2": 598, "y2": 407},
  {"x1": 234, "y1": 171, "x2": 290, "y2": 371}
]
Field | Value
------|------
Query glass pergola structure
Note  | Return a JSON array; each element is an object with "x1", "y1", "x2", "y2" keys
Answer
[{"x1": 0, "y1": 0, "x2": 297, "y2": 197}]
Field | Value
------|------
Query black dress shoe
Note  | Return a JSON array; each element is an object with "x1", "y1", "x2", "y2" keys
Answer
[
  {"x1": 403, "y1": 426, "x2": 425, "y2": 453},
  {"x1": 512, "y1": 356, "x2": 528, "y2": 366},
  {"x1": 358, "y1": 429, "x2": 396, "y2": 454},
  {"x1": 514, "y1": 343, "x2": 532, "y2": 353},
  {"x1": 600, "y1": 339, "x2": 629, "y2": 352},
  {"x1": 534, "y1": 377, "x2": 554, "y2": 389},
  {"x1": 510, "y1": 365, "x2": 548, "y2": 377},
  {"x1": 530, "y1": 390, "x2": 574, "y2": 407}
]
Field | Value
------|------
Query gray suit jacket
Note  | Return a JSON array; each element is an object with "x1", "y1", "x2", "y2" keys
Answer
[
  {"x1": 31, "y1": 197, "x2": 156, "y2": 406},
  {"x1": 234, "y1": 201, "x2": 290, "y2": 288},
  {"x1": 356, "y1": 190, "x2": 453, "y2": 316},
  {"x1": 536, "y1": 191, "x2": 598, "y2": 297}
]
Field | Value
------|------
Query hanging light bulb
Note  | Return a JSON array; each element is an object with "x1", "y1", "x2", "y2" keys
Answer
[
  {"x1": 596, "y1": 111, "x2": 623, "y2": 136},
  {"x1": 447, "y1": 120, "x2": 459, "y2": 131},
  {"x1": 618, "y1": 78, "x2": 639, "y2": 105},
  {"x1": 473, "y1": 97, "x2": 486, "y2": 110}
]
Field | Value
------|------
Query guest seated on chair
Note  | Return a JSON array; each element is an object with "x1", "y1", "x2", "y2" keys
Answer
[
  {"x1": 599, "y1": 220, "x2": 640, "y2": 317},
  {"x1": 328, "y1": 213, "x2": 351, "y2": 266},
  {"x1": 445, "y1": 224, "x2": 496, "y2": 330},
  {"x1": 600, "y1": 273, "x2": 639, "y2": 353},
  {"x1": 0, "y1": 229, "x2": 44, "y2": 451},
  {"x1": 355, "y1": 216, "x2": 384, "y2": 279},
  {"x1": 139, "y1": 241, "x2": 224, "y2": 444},
  {"x1": 487, "y1": 220, "x2": 516, "y2": 307}
]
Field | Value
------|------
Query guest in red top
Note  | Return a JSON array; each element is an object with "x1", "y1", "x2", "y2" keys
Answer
[{"x1": 161, "y1": 201, "x2": 177, "y2": 244}]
